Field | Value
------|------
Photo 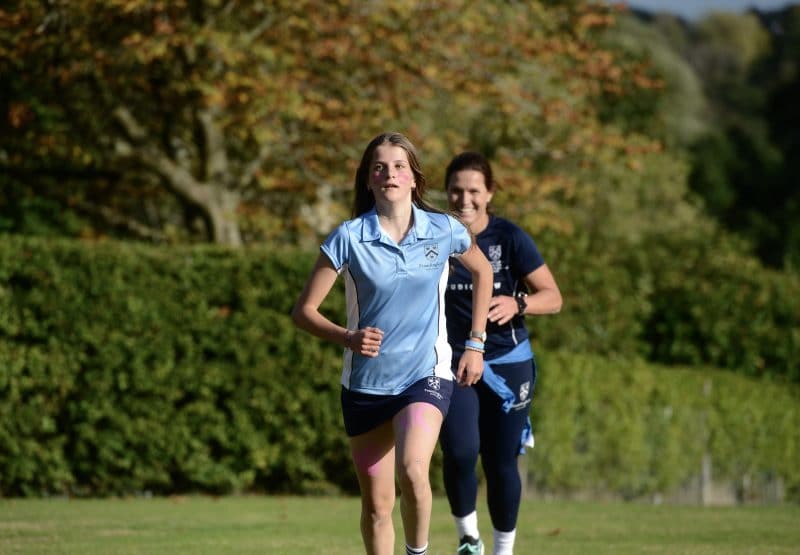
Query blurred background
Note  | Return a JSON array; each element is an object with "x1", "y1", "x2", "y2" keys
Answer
[{"x1": 1, "y1": 1, "x2": 798, "y2": 504}]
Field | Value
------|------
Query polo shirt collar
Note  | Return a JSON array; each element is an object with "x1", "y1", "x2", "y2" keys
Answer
[{"x1": 360, "y1": 204, "x2": 435, "y2": 243}]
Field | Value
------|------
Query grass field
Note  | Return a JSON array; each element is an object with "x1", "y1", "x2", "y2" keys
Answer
[{"x1": 1, "y1": 495, "x2": 799, "y2": 554}]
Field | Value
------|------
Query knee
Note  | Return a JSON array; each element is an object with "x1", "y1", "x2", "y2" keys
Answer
[
  {"x1": 363, "y1": 505, "x2": 394, "y2": 528},
  {"x1": 443, "y1": 444, "x2": 478, "y2": 472},
  {"x1": 362, "y1": 490, "x2": 395, "y2": 523},
  {"x1": 396, "y1": 458, "x2": 430, "y2": 497}
]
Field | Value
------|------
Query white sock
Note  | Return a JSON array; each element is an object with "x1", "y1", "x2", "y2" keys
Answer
[
  {"x1": 454, "y1": 510, "x2": 480, "y2": 539},
  {"x1": 493, "y1": 528, "x2": 516, "y2": 555},
  {"x1": 406, "y1": 543, "x2": 427, "y2": 555}
]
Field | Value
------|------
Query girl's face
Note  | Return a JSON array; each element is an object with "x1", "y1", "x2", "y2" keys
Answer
[
  {"x1": 447, "y1": 169, "x2": 493, "y2": 232},
  {"x1": 368, "y1": 144, "x2": 416, "y2": 204}
]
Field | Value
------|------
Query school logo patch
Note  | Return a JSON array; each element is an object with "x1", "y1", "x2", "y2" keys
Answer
[
  {"x1": 519, "y1": 381, "x2": 530, "y2": 402},
  {"x1": 424, "y1": 244, "x2": 439, "y2": 260},
  {"x1": 488, "y1": 245, "x2": 503, "y2": 272},
  {"x1": 427, "y1": 376, "x2": 441, "y2": 390}
]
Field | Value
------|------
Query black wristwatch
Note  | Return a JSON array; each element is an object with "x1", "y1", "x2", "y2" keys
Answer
[{"x1": 515, "y1": 292, "x2": 528, "y2": 316}]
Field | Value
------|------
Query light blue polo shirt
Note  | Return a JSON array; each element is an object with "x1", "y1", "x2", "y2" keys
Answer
[{"x1": 321, "y1": 204, "x2": 472, "y2": 395}]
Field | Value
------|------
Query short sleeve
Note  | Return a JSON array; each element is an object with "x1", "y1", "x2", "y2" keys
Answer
[
  {"x1": 320, "y1": 222, "x2": 350, "y2": 272},
  {"x1": 514, "y1": 230, "x2": 545, "y2": 276},
  {"x1": 448, "y1": 215, "x2": 472, "y2": 257}
]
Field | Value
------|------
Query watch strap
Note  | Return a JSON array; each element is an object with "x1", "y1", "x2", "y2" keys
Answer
[{"x1": 515, "y1": 294, "x2": 527, "y2": 316}]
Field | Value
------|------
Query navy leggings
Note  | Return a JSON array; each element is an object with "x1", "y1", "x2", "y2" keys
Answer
[{"x1": 439, "y1": 359, "x2": 536, "y2": 532}]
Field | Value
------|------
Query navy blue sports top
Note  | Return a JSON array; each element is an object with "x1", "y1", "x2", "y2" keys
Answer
[{"x1": 445, "y1": 215, "x2": 544, "y2": 358}]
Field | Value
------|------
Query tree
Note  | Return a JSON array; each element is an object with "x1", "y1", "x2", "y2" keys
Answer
[
  {"x1": 685, "y1": 9, "x2": 799, "y2": 269},
  {"x1": 597, "y1": 12, "x2": 709, "y2": 148},
  {"x1": 2, "y1": 0, "x2": 696, "y2": 248},
  {"x1": 617, "y1": 6, "x2": 800, "y2": 269}
]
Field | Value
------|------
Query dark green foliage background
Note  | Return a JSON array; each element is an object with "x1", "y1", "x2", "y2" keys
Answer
[
  {"x1": 1, "y1": 235, "x2": 798, "y2": 499},
  {"x1": 0, "y1": 237, "x2": 351, "y2": 496},
  {"x1": 528, "y1": 229, "x2": 800, "y2": 381},
  {"x1": 530, "y1": 352, "x2": 799, "y2": 501}
]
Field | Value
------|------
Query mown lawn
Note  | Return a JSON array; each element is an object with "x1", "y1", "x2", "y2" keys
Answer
[{"x1": 1, "y1": 495, "x2": 798, "y2": 554}]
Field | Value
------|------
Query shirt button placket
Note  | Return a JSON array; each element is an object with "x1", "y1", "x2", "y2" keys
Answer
[{"x1": 396, "y1": 246, "x2": 408, "y2": 278}]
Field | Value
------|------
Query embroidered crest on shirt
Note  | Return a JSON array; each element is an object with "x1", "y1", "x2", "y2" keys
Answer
[
  {"x1": 519, "y1": 381, "x2": 530, "y2": 402},
  {"x1": 488, "y1": 244, "x2": 502, "y2": 272},
  {"x1": 424, "y1": 244, "x2": 439, "y2": 260},
  {"x1": 419, "y1": 242, "x2": 444, "y2": 270}
]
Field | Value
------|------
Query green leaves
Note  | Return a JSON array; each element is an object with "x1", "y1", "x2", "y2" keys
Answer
[
  {"x1": 0, "y1": 237, "x2": 345, "y2": 496},
  {"x1": 2, "y1": 1, "x2": 698, "y2": 248},
  {"x1": 531, "y1": 352, "x2": 800, "y2": 500},
  {"x1": 1, "y1": 236, "x2": 798, "y2": 498}
]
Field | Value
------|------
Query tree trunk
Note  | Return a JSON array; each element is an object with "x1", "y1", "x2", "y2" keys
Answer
[
  {"x1": 206, "y1": 189, "x2": 242, "y2": 247},
  {"x1": 114, "y1": 106, "x2": 244, "y2": 247}
]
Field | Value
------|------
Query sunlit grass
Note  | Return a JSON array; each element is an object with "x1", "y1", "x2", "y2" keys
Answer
[{"x1": 1, "y1": 495, "x2": 798, "y2": 554}]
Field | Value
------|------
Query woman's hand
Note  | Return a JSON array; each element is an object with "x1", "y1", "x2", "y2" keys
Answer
[
  {"x1": 487, "y1": 295, "x2": 519, "y2": 325},
  {"x1": 348, "y1": 326, "x2": 384, "y2": 358},
  {"x1": 456, "y1": 349, "x2": 484, "y2": 386}
]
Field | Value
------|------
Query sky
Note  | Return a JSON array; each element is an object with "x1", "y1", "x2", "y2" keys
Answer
[{"x1": 624, "y1": 0, "x2": 796, "y2": 20}]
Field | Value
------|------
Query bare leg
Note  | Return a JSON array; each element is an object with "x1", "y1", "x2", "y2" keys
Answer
[
  {"x1": 393, "y1": 402, "x2": 444, "y2": 549},
  {"x1": 350, "y1": 420, "x2": 397, "y2": 555}
]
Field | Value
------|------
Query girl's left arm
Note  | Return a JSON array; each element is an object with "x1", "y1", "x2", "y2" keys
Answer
[{"x1": 455, "y1": 243, "x2": 493, "y2": 386}]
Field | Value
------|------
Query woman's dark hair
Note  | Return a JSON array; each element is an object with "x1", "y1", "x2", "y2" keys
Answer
[
  {"x1": 352, "y1": 132, "x2": 442, "y2": 217},
  {"x1": 443, "y1": 151, "x2": 496, "y2": 192}
]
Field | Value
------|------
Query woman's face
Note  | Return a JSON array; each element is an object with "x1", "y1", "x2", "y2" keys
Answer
[
  {"x1": 447, "y1": 169, "x2": 493, "y2": 232},
  {"x1": 368, "y1": 144, "x2": 416, "y2": 204}
]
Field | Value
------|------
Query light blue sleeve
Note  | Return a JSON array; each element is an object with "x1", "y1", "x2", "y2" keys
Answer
[
  {"x1": 320, "y1": 222, "x2": 350, "y2": 272},
  {"x1": 448, "y1": 215, "x2": 472, "y2": 256}
]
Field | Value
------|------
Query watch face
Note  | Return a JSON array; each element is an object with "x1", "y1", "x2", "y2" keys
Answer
[{"x1": 471, "y1": 331, "x2": 487, "y2": 341}]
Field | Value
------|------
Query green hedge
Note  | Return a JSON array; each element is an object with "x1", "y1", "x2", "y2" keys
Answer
[
  {"x1": 528, "y1": 352, "x2": 800, "y2": 501},
  {"x1": 527, "y1": 228, "x2": 800, "y2": 381},
  {"x1": 1, "y1": 236, "x2": 798, "y2": 499},
  {"x1": 0, "y1": 237, "x2": 350, "y2": 496},
  {"x1": 634, "y1": 230, "x2": 800, "y2": 380}
]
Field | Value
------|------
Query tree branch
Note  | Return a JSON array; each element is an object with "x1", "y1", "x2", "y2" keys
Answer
[
  {"x1": 113, "y1": 106, "x2": 212, "y2": 207},
  {"x1": 197, "y1": 106, "x2": 228, "y2": 184},
  {"x1": 238, "y1": 142, "x2": 272, "y2": 189},
  {"x1": 112, "y1": 106, "x2": 242, "y2": 246},
  {"x1": 243, "y1": 14, "x2": 275, "y2": 44}
]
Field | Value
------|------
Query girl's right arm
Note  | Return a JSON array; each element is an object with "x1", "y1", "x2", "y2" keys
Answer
[
  {"x1": 291, "y1": 253, "x2": 382, "y2": 357},
  {"x1": 291, "y1": 253, "x2": 341, "y2": 342}
]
